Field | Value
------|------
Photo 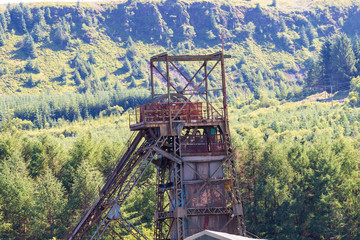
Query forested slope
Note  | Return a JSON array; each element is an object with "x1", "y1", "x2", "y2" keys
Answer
[
  {"x1": 0, "y1": 1, "x2": 360, "y2": 240},
  {"x1": 1, "y1": 0, "x2": 360, "y2": 126}
]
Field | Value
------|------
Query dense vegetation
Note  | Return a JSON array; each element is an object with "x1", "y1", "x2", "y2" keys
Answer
[
  {"x1": 231, "y1": 101, "x2": 360, "y2": 239},
  {"x1": 0, "y1": 0, "x2": 360, "y2": 239}
]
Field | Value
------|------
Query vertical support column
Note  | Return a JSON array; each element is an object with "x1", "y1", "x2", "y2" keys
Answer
[
  {"x1": 166, "y1": 55, "x2": 172, "y2": 131},
  {"x1": 173, "y1": 135, "x2": 185, "y2": 240},
  {"x1": 204, "y1": 61, "x2": 210, "y2": 119},
  {"x1": 220, "y1": 53, "x2": 229, "y2": 134},
  {"x1": 225, "y1": 135, "x2": 245, "y2": 236},
  {"x1": 151, "y1": 60, "x2": 154, "y2": 98},
  {"x1": 154, "y1": 165, "x2": 166, "y2": 240},
  {"x1": 229, "y1": 156, "x2": 245, "y2": 236},
  {"x1": 175, "y1": 162, "x2": 185, "y2": 240}
]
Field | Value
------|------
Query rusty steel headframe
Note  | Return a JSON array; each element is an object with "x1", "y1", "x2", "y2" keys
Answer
[{"x1": 68, "y1": 52, "x2": 245, "y2": 240}]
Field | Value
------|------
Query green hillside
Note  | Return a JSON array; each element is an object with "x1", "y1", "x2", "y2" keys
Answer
[
  {"x1": 0, "y1": 0, "x2": 359, "y2": 98},
  {"x1": 0, "y1": 1, "x2": 360, "y2": 240}
]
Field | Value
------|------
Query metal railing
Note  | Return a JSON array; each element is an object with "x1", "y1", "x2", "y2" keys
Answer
[
  {"x1": 180, "y1": 134, "x2": 227, "y2": 155},
  {"x1": 129, "y1": 102, "x2": 224, "y2": 126}
]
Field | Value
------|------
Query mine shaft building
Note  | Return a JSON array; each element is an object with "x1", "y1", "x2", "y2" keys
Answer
[{"x1": 68, "y1": 52, "x2": 246, "y2": 240}]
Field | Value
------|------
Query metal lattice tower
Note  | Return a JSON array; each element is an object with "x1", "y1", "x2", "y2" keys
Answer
[{"x1": 68, "y1": 52, "x2": 245, "y2": 240}]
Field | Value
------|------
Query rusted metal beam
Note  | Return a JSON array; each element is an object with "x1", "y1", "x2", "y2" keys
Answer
[
  {"x1": 169, "y1": 61, "x2": 196, "y2": 90},
  {"x1": 150, "y1": 60, "x2": 155, "y2": 98},
  {"x1": 151, "y1": 52, "x2": 231, "y2": 62},
  {"x1": 152, "y1": 64, "x2": 180, "y2": 94},
  {"x1": 182, "y1": 62, "x2": 205, "y2": 92}
]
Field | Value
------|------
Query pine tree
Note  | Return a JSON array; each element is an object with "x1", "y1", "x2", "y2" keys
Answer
[
  {"x1": 91, "y1": 72, "x2": 103, "y2": 92},
  {"x1": 85, "y1": 11, "x2": 93, "y2": 27},
  {"x1": 25, "y1": 57, "x2": 34, "y2": 71},
  {"x1": 73, "y1": 69, "x2": 82, "y2": 86},
  {"x1": 11, "y1": 5, "x2": 27, "y2": 34},
  {"x1": 349, "y1": 76, "x2": 360, "y2": 105},
  {"x1": 88, "y1": 50, "x2": 97, "y2": 64},
  {"x1": 23, "y1": 34, "x2": 37, "y2": 58},
  {"x1": 129, "y1": 76, "x2": 137, "y2": 88},
  {"x1": 103, "y1": 69, "x2": 111, "y2": 88},
  {"x1": 331, "y1": 33, "x2": 356, "y2": 90},
  {"x1": 34, "y1": 170, "x2": 67, "y2": 239},
  {"x1": 0, "y1": 25, "x2": 5, "y2": 47},
  {"x1": 69, "y1": 161, "x2": 103, "y2": 216},
  {"x1": 0, "y1": 12, "x2": 7, "y2": 31},
  {"x1": 22, "y1": 138, "x2": 48, "y2": 178},
  {"x1": 279, "y1": 18, "x2": 287, "y2": 32},
  {"x1": 22, "y1": 5, "x2": 33, "y2": 29},
  {"x1": 352, "y1": 35, "x2": 360, "y2": 76},
  {"x1": 32, "y1": 23, "x2": 45, "y2": 43},
  {"x1": 4, "y1": 8, "x2": 11, "y2": 27},
  {"x1": 307, "y1": 23, "x2": 318, "y2": 43},
  {"x1": 0, "y1": 63, "x2": 8, "y2": 75},
  {"x1": 60, "y1": 67, "x2": 68, "y2": 84},
  {"x1": 27, "y1": 74, "x2": 36, "y2": 87},
  {"x1": 255, "y1": 3, "x2": 262, "y2": 13},
  {"x1": 53, "y1": 22, "x2": 70, "y2": 47},
  {"x1": 0, "y1": 155, "x2": 36, "y2": 238},
  {"x1": 34, "y1": 8, "x2": 45, "y2": 26},
  {"x1": 45, "y1": 7, "x2": 51, "y2": 24},
  {"x1": 319, "y1": 38, "x2": 333, "y2": 87},
  {"x1": 300, "y1": 26, "x2": 309, "y2": 48},
  {"x1": 306, "y1": 56, "x2": 320, "y2": 87},
  {"x1": 114, "y1": 79, "x2": 122, "y2": 90},
  {"x1": 33, "y1": 61, "x2": 40, "y2": 73},
  {"x1": 280, "y1": 34, "x2": 295, "y2": 53},
  {"x1": 123, "y1": 57, "x2": 132, "y2": 73},
  {"x1": 126, "y1": 35, "x2": 134, "y2": 48}
]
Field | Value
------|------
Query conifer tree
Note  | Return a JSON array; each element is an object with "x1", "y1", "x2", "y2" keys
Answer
[
  {"x1": 0, "y1": 12, "x2": 7, "y2": 31},
  {"x1": 0, "y1": 63, "x2": 8, "y2": 75},
  {"x1": 123, "y1": 57, "x2": 132, "y2": 73},
  {"x1": 27, "y1": 74, "x2": 36, "y2": 87},
  {"x1": 23, "y1": 34, "x2": 37, "y2": 58},
  {"x1": 33, "y1": 61, "x2": 40, "y2": 73},
  {"x1": 279, "y1": 18, "x2": 287, "y2": 32},
  {"x1": 114, "y1": 79, "x2": 122, "y2": 90},
  {"x1": 45, "y1": 7, "x2": 51, "y2": 24},
  {"x1": 11, "y1": 5, "x2": 27, "y2": 34},
  {"x1": 280, "y1": 34, "x2": 295, "y2": 53},
  {"x1": 352, "y1": 35, "x2": 360, "y2": 76},
  {"x1": 34, "y1": 170, "x2": 67, "y2": 239},
  {"x1": 88, "y1": 50, "x2": 97, "y2": 64},
  {"x1": 306, "y1": 56, "x2": 320, "y2": 87},
  {"x1": 34, "y1": 8, "x2": 45, "y2": 26},
  {"x1": 69, "y1": 161, "x2": 103, "y2": 216},
  {"x1": 331, "y1": 33, "x2": 356, "y2": 89},
  {"x1": 129, "y1": 76, "x2": 137, "y2": 88},
  {"x1": 53, "y1": 22, "x2": 70, "y2": 47},
  {"x1": 60, "y1": 67, "x2": 68, "y2": 84},
  {"x1": 4, "y1": 8, "x2": 11, "y2": 27},
  {"x1": 307, "y1": 23, "x2": 318, "y2": 43},
  {"x1": 25, "y1": 57, "x2": 34, "y2": 71},
  {"x1": 73, "y1": 69, "x2": 82, "y2": 86},
  {"x1": 319, "y1": 38, "x2": 333, "y2": 86},
  {"x1": 0, "y1": 155, "x2": 36, "y2": 238},
  {"x1": 22, "y1": 5, "x2": 33, "y2": 29},
  {"x1": 0, "y1": 25, "x2": 5, "y2": 47},
  {"x1": 32, "y1": 23, "x2": 45, "y2": 42},
  {"x1": 300, "y1": 26, "x2": 309, "y2": 48}
]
